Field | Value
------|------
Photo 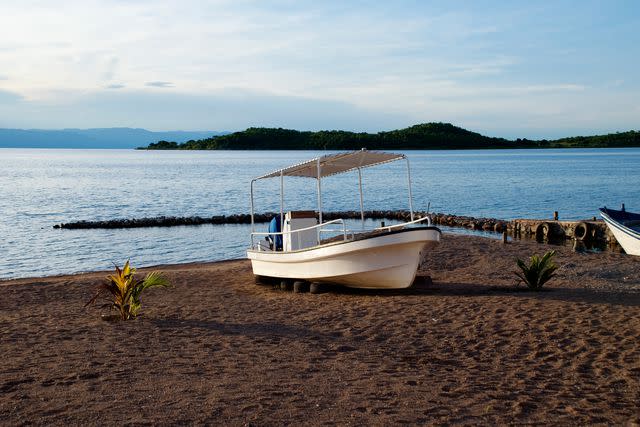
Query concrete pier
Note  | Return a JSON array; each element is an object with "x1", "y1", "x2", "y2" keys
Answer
[{"x1": 428, "y1": 213, "x2": 616, "y2": 248}]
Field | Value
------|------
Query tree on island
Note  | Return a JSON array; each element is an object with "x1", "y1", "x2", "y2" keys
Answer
[{"x1": 140, "y1": 123, "x2": 640, "y2": 150}]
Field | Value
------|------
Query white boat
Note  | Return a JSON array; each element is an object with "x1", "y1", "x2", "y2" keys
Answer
[
  {"x1": 600, "y1": 205, "x2": 640, "y2": 256},
  {"x1": 246, "y1": 149, "x2": 441, "y2": 289}
]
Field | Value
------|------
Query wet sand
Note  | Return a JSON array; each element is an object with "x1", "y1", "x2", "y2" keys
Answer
[{"x1": 1, "y1": 234, "x2": 639, "y2": 425}]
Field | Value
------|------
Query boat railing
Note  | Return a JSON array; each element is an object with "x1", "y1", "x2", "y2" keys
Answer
[
  {"x1": 320, "y1": 215, "x2": 432, "y2": 239},
  {"x1": 374, "y1": 215, "x2": 432, "y2": 232},
  {"x1": 251, "y1": 218, "x2": 349, "y2": 251},
  {"x1": 250, "y1": 215, "x2": 433, "y2": 252}
]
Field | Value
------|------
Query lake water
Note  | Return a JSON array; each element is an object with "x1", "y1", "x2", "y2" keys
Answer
[{"x1": 1, "y1": 148, "x2": 639, "y2": 279}]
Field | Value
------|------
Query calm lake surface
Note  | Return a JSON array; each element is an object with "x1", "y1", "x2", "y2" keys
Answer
[{"x1": 1, "y1": 148, "x2": 639, "y2": 279}]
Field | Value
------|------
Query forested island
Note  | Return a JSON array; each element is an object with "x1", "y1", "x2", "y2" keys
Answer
[{"x1": 140, "y1": 122, "x2": 640, "y2": 150}]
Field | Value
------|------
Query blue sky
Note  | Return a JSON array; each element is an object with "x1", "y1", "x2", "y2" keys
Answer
[{"x1": 0, "y1": 0, "x2": 638, "y2": 138}]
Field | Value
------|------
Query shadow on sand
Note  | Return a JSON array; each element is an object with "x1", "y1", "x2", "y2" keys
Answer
[{"x1": 321, "y1": 279, "x2": 640, "y2": 307}]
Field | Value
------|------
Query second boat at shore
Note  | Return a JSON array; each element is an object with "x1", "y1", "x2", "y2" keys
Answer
[{"x1": 600, "y1": 205, "x2": 640, "y2": 256}]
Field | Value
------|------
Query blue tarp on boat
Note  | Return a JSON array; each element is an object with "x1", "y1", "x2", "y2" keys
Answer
[{"x1": 268, "y1": 216, "x2": 282, "y2": 251}]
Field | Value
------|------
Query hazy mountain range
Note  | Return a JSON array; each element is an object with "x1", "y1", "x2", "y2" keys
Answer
[{"x1": 0, "y1": 128, "x2": 227, "y2": 149}]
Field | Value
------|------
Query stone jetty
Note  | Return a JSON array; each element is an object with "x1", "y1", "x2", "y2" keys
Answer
[
  {"x1": 53, "y1": 210, "x2": 618, "y2": 247},
  {"x1": 53, "y1": 211, "x2": 416, "y2": 230},
  {"x1": 428, "y1": 213, "x2": 613, "y2": 247},
  {"x1": 53, "y1": 214, "x2": 259, "y2": 229}
]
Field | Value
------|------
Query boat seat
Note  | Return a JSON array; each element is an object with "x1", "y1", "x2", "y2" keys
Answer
[{"x1": 283, "y1": 211, "x2": 318, "y2": 251}]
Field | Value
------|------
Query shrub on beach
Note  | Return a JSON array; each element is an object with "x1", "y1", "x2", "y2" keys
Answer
[
  {"x1": 515, "y1": 250, "x2": 559, "y2": 290},
  {"x1": 86, "y1": 260, "x2": 170, "y2": 320}
]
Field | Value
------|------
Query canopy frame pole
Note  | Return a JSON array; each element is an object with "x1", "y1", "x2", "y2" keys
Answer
[
  {"x1": 357, "y1": 167, "x2": 365, "y2": 229},
  {"x1": 317, "y1": 158, "x2": 322, "y2": 242},
  {"x1": 405, "y1": 156, "x2": 414, "y2": 221},
  {"x1": 280, "y1": 170, "x2": 284, "y2": 242},
  {"x1": 250, "y1": 179, "x2": 256, "y2": 248},
  {"x1": 250, "y1": 179, "x2": 256, "y2": 233}
]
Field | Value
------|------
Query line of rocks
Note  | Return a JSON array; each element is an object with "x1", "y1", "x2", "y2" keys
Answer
[
  {"x1": 49, "y1": 210, "x2": 584, "y2": 239},
  {"x1": 52, "y1": 210, "x2": 618, "y2": 250},
  {"x1": 429, "y1": 213, "x2": 509, "y2": 233},
  {"x1": 54, "y1": 214, "x2": 267, "y2": 229},
  {"x1": 53, "y1": 210, "x2": 454, "y2": 230}
]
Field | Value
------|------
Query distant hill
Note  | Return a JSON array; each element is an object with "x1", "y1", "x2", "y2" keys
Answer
[
  {"x1": 141, "y1": 123, "x2": 640, "y2": 150},
  {"x1": 0, "y1": 128, "x2": 227, "y2": 149}
]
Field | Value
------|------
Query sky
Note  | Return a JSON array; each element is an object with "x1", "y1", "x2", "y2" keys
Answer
[{"x1": 0, "y1": 0, "x2": 638, "y2": 138}]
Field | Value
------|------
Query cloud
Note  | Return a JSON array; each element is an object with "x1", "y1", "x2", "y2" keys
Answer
[
  {"x1": 605, "y1": 79, "x2": 624, "y2": 88},
  {"x1": 0, "y1": 75, "x2": 7, "y2": 80},
  {"x1": 0, "y1": 88, "x2": 409, "y2": 132},
  {"x1": 449, "y1": 57, "x2": 518, "y2": 77},
  {"x1": 516, "y1": 84, "x2": 585, "y2": 94},
  {"x1": 426, "y1": 83, "x2": 585, "y2": 100},
  {"x1": 0, "y1": 1, "x2": 637, "y2": 138},
  {"x1": 0, "y1": 85, "x2": 637, "y2": 139},
  {"x1": 145, "y1": 81, "x2": 174, "y2": 88},
  {"x1": 0, "y1": 89, "x2": 23, "y2": 103},
  {"x1": 101, "y1": 56, "x2": 119, "y2": 81}
]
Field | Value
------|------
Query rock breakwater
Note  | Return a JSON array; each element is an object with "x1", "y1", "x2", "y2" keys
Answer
[{"x1": 52, "y1": 210, "x2": 618, "y2": 248}]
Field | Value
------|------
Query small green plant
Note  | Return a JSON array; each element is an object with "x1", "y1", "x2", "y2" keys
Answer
[
  {"x1": 86, "y1": 260, "x2": 170, "y2": 320},
  {"x1": 515, "y1": 250, "x2": 559, "y2": 290}
]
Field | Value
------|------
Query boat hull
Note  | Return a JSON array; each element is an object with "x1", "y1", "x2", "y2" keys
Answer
[
  {"x1": 247, "y1": 227, "x2": 441, "y2": 289},
  {"x1": 600, "y1": 208, "x2": 640, "y2": 256}
]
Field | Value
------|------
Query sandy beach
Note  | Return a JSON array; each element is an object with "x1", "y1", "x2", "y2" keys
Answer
[{"x1": 1, "y1": 234, "x2": 639, "y2": 425}]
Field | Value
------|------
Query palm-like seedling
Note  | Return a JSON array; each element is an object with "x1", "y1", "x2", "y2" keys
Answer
[
  {"x1": 515, "y1": 250, "x2": 559, "y2": 290},
  {"x1": 86, "y1": 260, "x2": 170, "y2": 320}
]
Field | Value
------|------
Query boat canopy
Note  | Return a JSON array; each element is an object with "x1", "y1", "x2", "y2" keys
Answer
[
  {"x1": 254, "y1": 149, "x2": 405, "y2": 180},
  {"x1": 250, "y1": 148, "x2": 414, "y2": 232}
]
